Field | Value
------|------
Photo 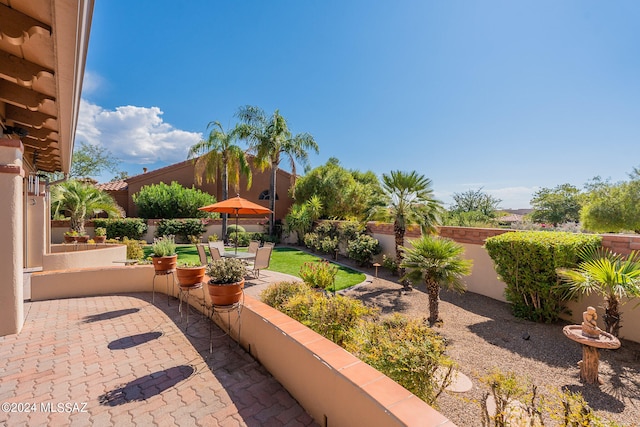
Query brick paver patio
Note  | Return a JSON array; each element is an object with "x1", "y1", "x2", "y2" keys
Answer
[{"x1": 0, "y1": 291, "x2": 316, "y2": 426}]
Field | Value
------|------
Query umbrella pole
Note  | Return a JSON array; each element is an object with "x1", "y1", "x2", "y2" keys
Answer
[{"x1": 235, "y1": 212, "x2": 239, "y2": 254}]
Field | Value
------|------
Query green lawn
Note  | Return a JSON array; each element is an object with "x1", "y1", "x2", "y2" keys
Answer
[{"x1": 144, "y1": 245, "x2": 365, "y2": 291}]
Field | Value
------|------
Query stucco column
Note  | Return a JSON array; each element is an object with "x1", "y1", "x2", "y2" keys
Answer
[{"x1": 0, "y1": 138, "x2": 25, "y2": 336}]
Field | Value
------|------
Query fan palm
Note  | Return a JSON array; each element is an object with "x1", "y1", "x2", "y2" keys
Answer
[
  {"x1": 188, "y1": 121, "x2": 252, "y2": 240},
  {"x1": 236, "y1": 105, "x2": 318, "y2": 236},
  {"x1": 558, "y1": 247, "x2": 640, "y2": 337},
  {"x1": 50, "y1": 180, "x2": 122, "y2": 234},
  {"x1": 401, "y1": 236, "x2": 472, "y2": 325},
  {"x1": 377, "y1": 170, "x2": 443, "y2": 277}
]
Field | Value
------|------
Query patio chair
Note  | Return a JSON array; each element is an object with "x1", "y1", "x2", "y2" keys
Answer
[
  {"x1": 248, "y1": 240, "x2": 260, "y2": 254},
  {"x1": 263, "y1": 242, "x2": 275, "y2": 249},
  {"x1": 196, "y1": 244, "x2": 209, "y2": 266},
  {"x1": 248, "y1": 246, "x2": 272, "y2": 279},
  {"x1": 209, "y1": 246, "x2": 222, "y2": 261},
  {"x1": 208, "y1": 241, "x2": 225, "y2": 257}
]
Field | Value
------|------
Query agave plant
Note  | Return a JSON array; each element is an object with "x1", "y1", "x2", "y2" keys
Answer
[{"x1": 558, "y1": 247, "x2": 640, "y2": 337}]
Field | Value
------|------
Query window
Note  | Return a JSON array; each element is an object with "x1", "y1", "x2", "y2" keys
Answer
[{"x1": 258, "y1": 190, "x2": 278, "y2": 200}]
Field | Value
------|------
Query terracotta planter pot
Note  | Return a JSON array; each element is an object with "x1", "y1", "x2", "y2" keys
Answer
[
  {"x1": 208, "y1": 279, "x2": 245, "y2": 306},
  {"x1": 93, "y1": 236, "x2": 106, "y2": 243},
  {"x1": 176, "y1": 266, "x2": 206, "y2": 286},
  {"x1": 152, "y1": 255, "x2": 178, "y2": 273},
  {"x1": 64, "y1": 235, "x2": 76, "y2": 243},
  {"x1": 76, "y1": 235, "x2": 90, "y2": 243}
]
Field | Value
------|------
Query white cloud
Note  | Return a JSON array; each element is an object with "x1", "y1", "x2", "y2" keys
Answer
[
  {"x1": 76, "y1": 99, "x2": 202, "y2": 165},
  {"x1": 81, "y1": 71, "x2": 104, "y2": 96}
]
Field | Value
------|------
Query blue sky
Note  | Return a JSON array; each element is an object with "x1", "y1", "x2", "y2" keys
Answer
[{"x1": 78, "y1": 1, "x2": 640, "y2": 208}]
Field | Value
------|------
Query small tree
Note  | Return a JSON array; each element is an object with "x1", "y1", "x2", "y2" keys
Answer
[
  {"x1": 50, "y1": 180, "x2": 122, "y2": 234},
  {"x1": 558, "y1": 247, "x2": 640, "y2": 337},
  {"x1": 529, "y1": 183, "x2": 582, "y2": 226},
  {"x1": 400, "y1": 236, "x2": 472, "y2": 325}
]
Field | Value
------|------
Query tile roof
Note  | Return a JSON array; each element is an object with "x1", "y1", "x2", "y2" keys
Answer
[{"x1": 95, "y1": 180, "x2": 128, "y2": 191}]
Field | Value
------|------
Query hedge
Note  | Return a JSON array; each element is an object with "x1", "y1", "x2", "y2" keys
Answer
[
  {"x1": 93, "y1": 218, "x2": 148, "y2": 240},
  {"x1": 484, "y1": 231, "x2": 601, "y2": 322}
]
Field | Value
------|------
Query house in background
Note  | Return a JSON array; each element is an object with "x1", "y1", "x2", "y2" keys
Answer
[
  {"x1": 0, "y1": 0, "x2": 93, "y2": 335},
  {"x1": 96, "y1": 156, "x2": 295, "y2": 221}
]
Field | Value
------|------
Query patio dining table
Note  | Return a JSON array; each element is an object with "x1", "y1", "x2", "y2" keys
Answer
[{"x1": 222, "y1": 252, "x2": 256, "y2": 260}]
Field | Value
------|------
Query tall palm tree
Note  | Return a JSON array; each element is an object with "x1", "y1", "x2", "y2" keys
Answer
[
  {"x1": 401, "y1": 236, "x2": 472, "y2": 325},
  {"x1": 236, "y1": 105, "x2": 318, "y2": 236},
  {"x1": 378, "y1": 170, "x2": 443, "y2": 278},
  {"x1": 558, "y1": 247, "x2": 640, "y2": 337},
  {"x1": 188, "y1": 121, "x2": 252, "y2": 241},
  {"x1": 50, "y1": 180, "x2": 122, "y2": 234}
]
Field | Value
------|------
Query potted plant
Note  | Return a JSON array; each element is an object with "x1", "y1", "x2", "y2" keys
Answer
[
  {"x1": 76, "y1": 233, "x2": 90, "y2": 243},
  {"x1": 176, "y1": 261, "x2": 206, "y2": 286},
  {"x1": 93, "y1": 227, "x2": 107, "y2": 243},
  {"x1": 207, "y1": 258, "x2": 245, "y2": 305},
  {"x1": 151, "y1": 235, "x2": 178, "y2": 273},
  {"x1": 64, "y1": 230, "x2": 78, "y2": 243}
]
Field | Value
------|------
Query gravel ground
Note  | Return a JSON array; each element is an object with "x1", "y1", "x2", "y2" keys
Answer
[{"x1": 338, "y1": 259, "x2": 640, "y2": 427}]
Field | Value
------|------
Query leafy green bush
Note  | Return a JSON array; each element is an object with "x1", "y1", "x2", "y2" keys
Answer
[
  {"x1": 228, "y1": 231, "x2": 251, "y2": 247},
  {"x1": 285, "y1": 292, "x2": 375, "y2": 346},
  {"x1": 303, "y1": 232, "x2": 319, "y2": 251},
  {"x1": 319, "y1": 236, "x2": 339, "y2": 254},
  {"x1": 94, "y1": 218, "x2": 148, "y2": 240},
  {"x1": 484, "y1": 231, "x2": 601, "y2": 322},
  {"x1": 132, "y1": 181, "x2": 216, "y2": 219},
  {"x1": 381, "y1": 254, "x2": 399, "y2": 275},
  {"x1": 260, "y1": 281, "x2": 313, "y2": 311},
  {"x1": 345, "y1": 314, "x2": 454, "y2": 406},
  {"x1": 347, "y1": 234, "x2": 381, "y2": 266},
  {"x1": 299, "y1": 260, "x2": 339, "y2": 290},
  {"x1": 122, "y1": 237, "x2": 145, "y2": 260},
  {"x1": 226, "y1": 224, "x2": 246, "y2": 236},
  {"x1": 338, "y1": 220, "x2": 364, "y2": 242},
  {"x1": 156, "y1": 218, "x2": 206, "y2": 243}
]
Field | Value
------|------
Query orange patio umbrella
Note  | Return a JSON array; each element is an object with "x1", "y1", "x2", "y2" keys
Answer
[{"x1": 199, "y1": 195, "x2": 272, "y2": 253}]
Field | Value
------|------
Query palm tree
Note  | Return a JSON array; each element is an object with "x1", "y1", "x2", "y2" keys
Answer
[
  {"x1": 188, "y1": 121, "x2": 252, "y2": 240},
  {"x1": 50, "y1": 180, "x2": 122, "y2": 234},
  {"x1": 400, "y1": 236, "x2": 472, "y2": 325},
  {"x1": 236, "y1": 105, "x2": 318, "y2": 236},
  {"x1": 558, "y1": 247, "x2": 640, "y2": 337},
  {"x1": 378, "y1": 170, "x2": 443, "y2": 278}
]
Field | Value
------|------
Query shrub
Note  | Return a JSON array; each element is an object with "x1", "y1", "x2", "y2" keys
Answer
[
  {"x1": 381, "y1": 254, "x2": 399, "y2": 275},
  {"x1": 299, "y1": 260, "x2": 339, "y2": 290},
  {"x1": 132, "y1": 181, "x2": 216, "y2": 219},
  {"x1": 156, "y1": 218, "x2": 206, "y2": 243},
  {"x1": 345, "y1": 314, "x2": 454, "y2": 406},
  {"x1": 314, "y1": 221, "x2": 339, "y2": 239},
  {"x1": 228, "y1": 231, "x2": 251, "y2": 247},
  {"x1": 338, "y1": 220, "x2": 364, "y2": 243},
  {"x1": 347, "y1": 234, "x2": 381, "y2": 266},
  {"x1": 94, "y1": 218, "x2": 148, "y2": 240},
  {"x1": 484, "y1": 231, "x2": 602, "y2": 322},
  {"x1": 319, "y1": 236, "x2": 339, "y2": 254},
  {"x1": 303, "y1": 232, "x2": 319, "y2": 251},
  {"x1": 286, "y1": 292, "x2": 375, "y2": 346},
  {"x1": 226, "y1": 224, "x2": 246, "y2": 236},
  {"x1": 260, "y1": 281, "x2": 313, "y2": 312},
  {"x1": 122, "y1": 237, "x2": 145, "y2": 260},
  {"x1": 207, "y1": 234, "x2": 219, "y2": 242}
]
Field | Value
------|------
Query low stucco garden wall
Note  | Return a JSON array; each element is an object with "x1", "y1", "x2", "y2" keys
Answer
[
  {"x1": 43, "y1": 244, "x2": 127, "y2": 271},
  {"x1": 29, "y1": 265, "x2": 455, "y2": 426}
]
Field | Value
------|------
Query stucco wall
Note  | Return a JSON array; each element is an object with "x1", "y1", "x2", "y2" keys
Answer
[{"x1": 43, "y1": 244, "x2": 127, "y2": 271}]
